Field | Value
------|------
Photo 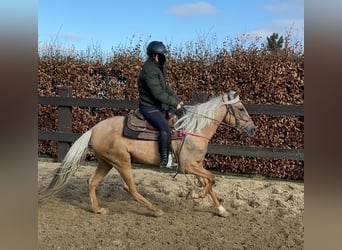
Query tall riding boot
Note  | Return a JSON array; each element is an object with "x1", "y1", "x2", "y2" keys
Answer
[
  {"x1": 158, "y1": 131, "x2": 178, "y2": 168},
  {"x1": 158, "y1": 131, "x2": 169, "y2": 167}
]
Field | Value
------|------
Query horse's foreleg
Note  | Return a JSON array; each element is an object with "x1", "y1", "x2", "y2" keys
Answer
[
  {"x1": 186, "y1": 167, "x2": 215, "y2": 199},
  {"x1": 208, "y1": 188, "x2": 230, "y2": 217},
  {"x1": 196, "y1": 176, "x2": 221, "y2": 207},
  {"x1": 87, "y1": 160, "x2": 112, "y2": 214},
  {"x1": 186, "y1": 166, "x2": 230, "y2": 217}
]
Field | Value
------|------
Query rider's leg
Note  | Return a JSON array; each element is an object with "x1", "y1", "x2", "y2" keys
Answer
[
  {"x1": 139, "y1": 104, "x2": 175, "y2": 167},
  {"x1": 158, "y1": 130, "x2": 169, "y2": 167}
]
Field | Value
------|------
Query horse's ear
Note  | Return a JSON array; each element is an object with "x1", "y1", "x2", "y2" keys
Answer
[
  {"x1": 222, "y1": 93, "x2": 229, "y2": 103},
  {"x1": 228, "y1": 90, "x2": 238, "y2": 100},
  {"x1": 233, "y1": 91, "x2": 239, "y2": 99}
]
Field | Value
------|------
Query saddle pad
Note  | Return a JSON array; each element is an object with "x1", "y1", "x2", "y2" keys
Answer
[{"x1": 127, "y1": 114, "x2": 149, "y2": 129}]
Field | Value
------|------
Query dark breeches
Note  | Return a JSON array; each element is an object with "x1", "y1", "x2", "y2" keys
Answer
[{"x1": 139, "y1": 104, "x2": 170, "y2": 133}]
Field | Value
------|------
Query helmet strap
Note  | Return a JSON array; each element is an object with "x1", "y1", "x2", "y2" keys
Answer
[{"x1": 157, "y1": 54, "x2": 166, "y2": 66}]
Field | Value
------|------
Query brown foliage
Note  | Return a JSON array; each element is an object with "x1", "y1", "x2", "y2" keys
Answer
[{"x1": 38, "y1": 45, "x2": 304, "y2": 180}]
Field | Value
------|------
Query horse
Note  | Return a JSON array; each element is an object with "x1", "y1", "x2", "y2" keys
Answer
[{"x1": 39, "y1": 90, "x2": 256, "y2": 217}]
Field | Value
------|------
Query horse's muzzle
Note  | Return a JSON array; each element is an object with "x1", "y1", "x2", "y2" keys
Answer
[{"x1": 242, "y1": 124, "x2": 256, "y2": 137}]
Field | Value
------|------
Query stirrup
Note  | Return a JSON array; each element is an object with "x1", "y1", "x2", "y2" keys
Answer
[{"x1": 161, "y1": 153, "x2": 178, "y2": 169}]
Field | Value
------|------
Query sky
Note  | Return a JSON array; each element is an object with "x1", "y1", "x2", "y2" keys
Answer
[{"x1": 38, "y1": 0, "x2": 304, "y2": 53}]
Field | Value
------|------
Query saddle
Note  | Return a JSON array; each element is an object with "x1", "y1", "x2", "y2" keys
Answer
[{"x1": 123, "y1": 109, "x2": 184, "y2": 141}]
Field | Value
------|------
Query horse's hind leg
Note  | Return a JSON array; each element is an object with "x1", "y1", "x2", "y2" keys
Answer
[
  {"x1": 120, "y1": 177, "x2": 129, "y2": 192},
  {"x1": 115, "y1": 162, "x2": 165, "y2": 217},
  {"x1": 87, "y1": 158, "x2": 112, "y2": 214}
]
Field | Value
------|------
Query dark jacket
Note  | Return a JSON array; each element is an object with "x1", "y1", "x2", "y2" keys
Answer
[{"x1": 137, "y1": 58, "x2": 179, "y2": 108}]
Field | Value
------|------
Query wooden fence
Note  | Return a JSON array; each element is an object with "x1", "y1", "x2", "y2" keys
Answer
[{"x1": 38, "y1": 87, "x2": 304, "y2": 162}]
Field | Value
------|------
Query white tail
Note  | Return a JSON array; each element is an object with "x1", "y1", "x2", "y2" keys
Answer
[{"x1": 39, "y1": 130, "x2": 92, "y2": 201}]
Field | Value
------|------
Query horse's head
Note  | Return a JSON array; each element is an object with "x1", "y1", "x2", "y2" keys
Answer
[{"x1": 222, "y1": 91, "x2": 256, "y2": 137}]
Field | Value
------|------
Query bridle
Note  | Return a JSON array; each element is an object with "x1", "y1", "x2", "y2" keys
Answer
[
  {"x1": 221, "y1": 95, "x2": 252, "y2": 130},
  {"x1": 223, "y1": 104, "x2": 253, "y2": 130}
]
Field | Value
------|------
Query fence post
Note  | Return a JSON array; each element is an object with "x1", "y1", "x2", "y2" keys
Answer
[{"x1": 57, "y1": 86, "x2": 73, "y2": 162}]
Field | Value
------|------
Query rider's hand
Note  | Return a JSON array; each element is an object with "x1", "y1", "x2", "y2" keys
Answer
[{"x1": 176, "y1": 101, "x2": 184, "y2": 110}]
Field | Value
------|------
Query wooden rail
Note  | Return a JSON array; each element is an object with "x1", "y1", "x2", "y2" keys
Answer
[{"x1": 38, "y1": 87, "x2": 304, "y2": 162}]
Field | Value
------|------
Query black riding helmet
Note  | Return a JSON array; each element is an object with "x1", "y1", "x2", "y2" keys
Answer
[{"x1": 146, "y1": 41, "x2": 167, "y2": 56}]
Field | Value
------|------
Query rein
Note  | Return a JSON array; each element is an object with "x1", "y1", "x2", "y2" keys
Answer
[
  {"x1": 181, "y1": 105, "x2": 235, "y2": 130},
  {"x1": 177, "y1": 129, "x2": 211, "y2": 140}
]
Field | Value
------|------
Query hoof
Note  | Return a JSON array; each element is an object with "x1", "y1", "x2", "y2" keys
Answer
[
  {"x1": 217, "y1": 205, "x2": 230, "y2": 218},
  {"x1": 218, "y1": 210, "x2": 230, "y2": 218},
  {"x1": 154, "y1": 209, "x2": 165, "y2": 217},
  {"x1": 95, "y1": 207, "x2": 109, "y2": 215},
  {"x1": 186, "y1": 190, "x2": 198, "y2": 200}
]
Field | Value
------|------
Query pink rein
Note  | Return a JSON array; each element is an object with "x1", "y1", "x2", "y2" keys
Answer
[{"x1": 178, "y1": 129, "x2": 211, "y2": 140}]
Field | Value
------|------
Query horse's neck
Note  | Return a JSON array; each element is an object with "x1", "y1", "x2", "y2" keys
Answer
[{"x1": 198, "y1": 104, "x2": 227, "y2": 139}]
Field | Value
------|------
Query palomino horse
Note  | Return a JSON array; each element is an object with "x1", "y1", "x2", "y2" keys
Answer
[{"x1": 39, "y1": 90, "x2": 256, "y2": 217}]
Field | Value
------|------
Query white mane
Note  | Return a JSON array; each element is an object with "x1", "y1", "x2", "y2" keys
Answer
[{"x1": 174, "y1": 95, "x2": 223, "y2": 133}]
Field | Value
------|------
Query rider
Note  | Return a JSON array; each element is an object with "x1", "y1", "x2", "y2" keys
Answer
[{"x1": 137, "y1": 41, "x2": 184, "y2": 167}]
